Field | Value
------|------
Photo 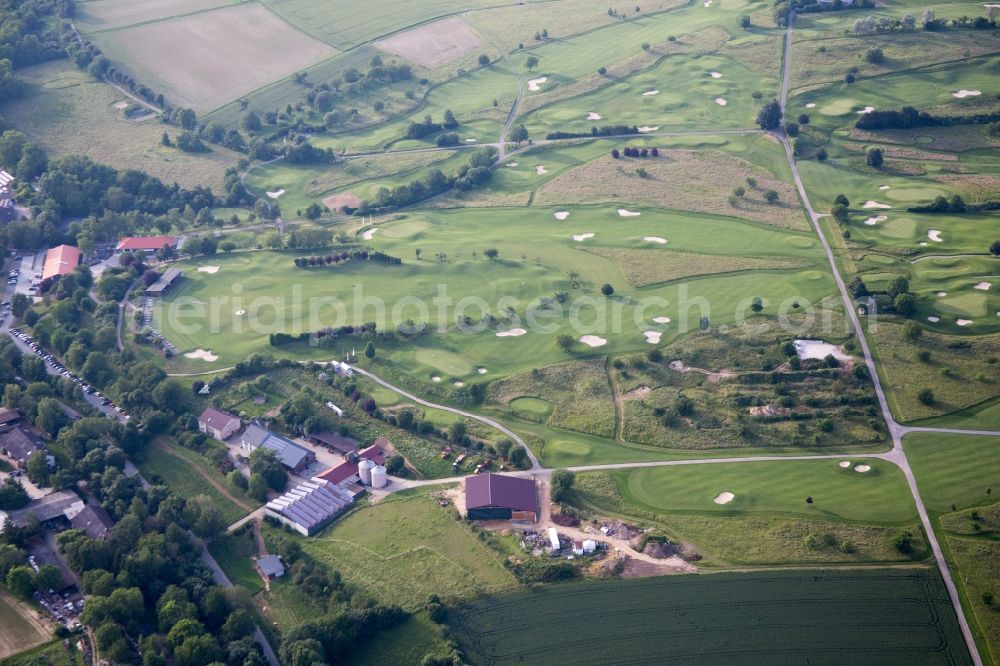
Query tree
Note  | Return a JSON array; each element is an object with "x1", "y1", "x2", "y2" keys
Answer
[
  {"x1": 248, "y1": 448, "x2": 287, "y2": 492},
  {"x1": 161, "y1": 132, "x2": 172, "y2": 147},
  {"x1": 750, "y1": 296, "x2": 763, "y2": 313},
  {"x1": 415, "y1": 248, "x2": 423, "y2": 260},
  {"x1": 186, "y1": 495, "x2": 225, "y2": 540},
  {"x1": 844, "y1": 72, "x2": 855, "y2": 84},
  {"x1": 990, "y1": 240, "x2": 1000, "y2": 256},
  {"x1": 917, "y1": 388, "x2": 934, "y2": 405},
  {"x1": 886, "y1": 275, "x2": 909, "y2": 300},
  {"x1": 34, "y1": 564, "x2": 62, "y2": 593},
  {"x1": 600, "y1": 283, "x2": 614, "y2": 297},
  {"x1": 550, "y1": 469, "x2": 575, "y2": 503},
  {"x1": 484, "y1": 248, "x2": 499, "y2": 261},
  {"x1": 508, "y1": 445, "x2": 528, "y2": 468},
  {"x1": 442, "y1": 109, "x2": 458, "y2": 130},
  {"x1": 739, "y1": 15, "x2": 751, "y2": 29},
  {"x1": 756, "y1": 100, "x2": 782, "y2": 130},
  {"x1": 785, "y1": 121, "x2": 799, "y2": 137},
  {"x1": 11, "y1": 293, "x2": 29, "y2": 318},
  {"x1": 510, "y1": 124, "x2": 529, "y2": 145},
  {"x1": 866, "y1": 147, "x2": 884, "y2": 168},
  {"x1": 893, "y1": 293, "x2": 915, "y2": 316},
  {"x1": 448, "y1": 421, "x2": 467, "y2": 443},
  {"x1": 6, "y1": 565, "x2": 35, "y2": 598},
  {"x1": 556, "y1": 334, "x2": 574, "y2": 351},
  {"x1": 763, "y1": 190, "x2": 779, "y2": 204},
  {"x1": 496, "y1": 438, "x2": 513, "y2": 459},
  {"x1": 831, "y1": 203, "x2": 849, "y2": 225},
  {"x1": 364, "y1": 341, "x2": 375, "y2": 359},
  {"x1": 525, "y1": 56, "x2": 539, "y2": 71},
  {"x1": 598, "y1": 66, "x2": 607, "y2": 75},
  {"x1": 26, "y1": 450, "x2": 50, "y2": 486},
  {"x1": 478, "y1": 54, "x2": 490, "y2": 66},
  {"x1": 865, "y1": 47, "x2": 884, "y2": 64},
  {"x1": 386, "y1": 454, "x2": 405, "y2": 475},
  {"x1": 248, "y1": 474, "x2": 268, "y2": 501},
  {"x1": 816, "y1": 147, "x2": 828, "y2": 162},
  {"x1": 798, "y1": 113, "x2": 810, "y2": 125},
  {"x1": 902, "y1": 320, "x2": 921, "y2": 341}
]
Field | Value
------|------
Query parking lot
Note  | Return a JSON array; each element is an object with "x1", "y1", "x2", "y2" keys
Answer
[{"x1": 5, "y1": 249, "x2": 46, "y2": 299}]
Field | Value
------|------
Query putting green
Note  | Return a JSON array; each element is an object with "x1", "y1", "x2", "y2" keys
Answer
[
  {"x1": 818, "y1": 98, "x2": 857, "y2": 116},
  {"x1": 785, "y1": 236, "x2": 814, "y2": 249},
  {"x1": 510, "y1": 396, "x2": 553, "y2": 419},
  {"x1": 414, "y1": 349, "x2": 474, "y2": 376},
  {"x1": 546, "y1": 439, "x2": 592, "y2": 458}
]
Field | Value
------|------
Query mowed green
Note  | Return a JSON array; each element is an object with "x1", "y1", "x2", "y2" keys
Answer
[
  {"x1": 156, "y1": 206, "x2": 832, "y2": 379},
  {"x1": 91, "y1": 3, "x2": 336, "y2": 113},
  {"x1": 300, "y1": 491, "x2": 517, "y2": 610},
  {"x1": 0, "y1": 591, "x2": 50, "y2": 660},
  {"x1": 594, "y1": 458, "x2": 917, "y2": 524},
  {"x1": 451, "y1": 570, "x2": 972, "y2": 666},
  {"x1": 904, "y1": 433, "x2": 1000, "y2": 512}
]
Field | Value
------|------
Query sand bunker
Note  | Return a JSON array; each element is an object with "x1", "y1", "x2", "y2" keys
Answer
[
  {"x1": 579, "y1": 335, "x2": 607, "y2": 347},
  {"x1": 362, "y1": 228, "x2": 378, "y2": 240},
  {"x1": 637, "y1": 126, "x2": 659, "y2": 132},
  {"x1": 113, "y1": 100, "x2": 129, "y2": 110},
  {"x1": 536, "y1": 165, "x2": 548, "y2": 175},
  {"x1": 936, "y1": 291, "x2": 947, "y2": 297},
  {"x1": 266, "y1": 189, "x2": 285, "y2": 199},
  {"x1": 953, "y1": 89, "x2": 982, "y2": 98},
  {"x1": 879, "y1": 185, "x2": 890, "y2": 190},
  {"x1": 554, "y1": 211, "x2": 570, "y2": 220},
  {"x1": 617, "y1": 208, "x2": 642, "y2": 217},
  {"x1": 709, "y1": 71, "x2": 722, "y2": 78},
  {"x1": 839, "y1": 461, "x2": 852, "y2": 468},
  {"x1": 862, "y1": 201, "x2": 891, "y2": 209},
  {"x1": 643, "y1": 236, "x2": 667, "y2": 244},
  {"x1": 713, "y1": 492, "x2": 734, "y2": 505},
  {"x1": 957, "y1": 319, "x2": 973, "y2": 326},
  {"x1": 973, "y1": 282, "x2": 991, "y2": 290},
  {"x1": 714, "y1": 97, "x2": 727, "y2": 106},
  {"x1": 185, "y1": 349, "x2": 218, "y2": 362},
  {"x1": 496, "y1": 328, "x2": 527, "y2": 337},
  {"x1": 572, "y1": 233, "x2": 595, "y2": 241},
  {"x1": 920, "y1": 242, "x2": 928, "y2": 246},
  {"x1": 642, "y1": 90, "x2": 660, "y2": 96},
  {"x1": 477, "y1": 367, "x2": 487, "y2": 374},
  {"x1": 793, "y1": 339, "x2": 851, "y2": 362},
  {"x1": 464, "y1": 138, "x2": 476, "y2": 143},
  {"x1": 652, "y1": 316, "x2": 671, "y2": 324},
  {"x1": 527, "y1": 76, "x2": 548, "y2": 91},
  {"x1": 928, "y1": 229, "x2": 943, "y2": 242},
  {"x1": 453, "y1": 381, "x2": 465, "y2": 387},
  {"x1": 431, "y1": 376, "x2": 441, "y2": 383},
  {"x1": 703, "y1": 0, "x2": 712, "y2": 6},
  {"x1": 198, "y1": 265, "x2": 220, "y2": 273},
  {"x1": 506, "y1": 162, "x2": 518, "y2": 167},
  {"x1": 806, "y1": 103, "x2": 816, "y2": 108},
  {"x1": 863, "y1": 215, "x2": 887, "y2": 226},
  {"x1": 927, "y1": 316, "x2": 940, "y2": 322},
  {"x1": 586, "y1": 112, "x2": 602, "y2": 120},
  {"x1": 854, "y1": 464, "x2": 871, "y2": 473},
  {"x1": 323, "y1": 192, "x2": 361, "y2": 211},
  {"x1": 643, "y1": 331, "x2": 662, "y2": 344},
  {"x1": 857, "y1": 106, "x2": 875, "y2": 114}
]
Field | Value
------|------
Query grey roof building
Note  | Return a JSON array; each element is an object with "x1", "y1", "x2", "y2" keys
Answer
[
  {"x1": 69, "y1": 505, "x2": 115, "y2": 540},
  {"x1": 265, "y1": 479, "x2": 355, "y2": 536},
  {"x1": 5, "y1": 491, "x2": 85, "y2": 527},
  {"x1": 256, "y1": 554, "x2": 285, "y2": 579},
  {"x1": 240, "y1": 423, "x2": 315, "y2": 474}
]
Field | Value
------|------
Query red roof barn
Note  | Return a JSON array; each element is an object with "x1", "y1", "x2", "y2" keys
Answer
[{"x1": 465, "y1": 473, "x2": 538, "y2": 522}]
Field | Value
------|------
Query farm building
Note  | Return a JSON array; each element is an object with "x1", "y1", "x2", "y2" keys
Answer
[
  {"x1": 145, "y1": 267, "x2": 183, "y2": 297},
  {"x1": 41, "y1": 245, "x2": 82, "y2": 280},
  {"x1": 198, "y1": 407, "x2": 241, "y2": 441},
  {"x1": 264, "y1": 479, "x2": 355, "y2": 536},
  {"x1": 256, "y1": 554, "x2": 285, "y2": 579},
  {"x1": 308, "y1": 431, "x2": 358, "y2": 455},
  {"x1": 2, "y1": 491, "x2": 85, "y2": 528},
  {"x1": 0, "y1": 198, "x2": 15, "y2": 223},
  {"x1": 69, "y1": 505, "x2": 115, "y2": 540},
  {"x1": 241, "y1": 422, "x2": 316, "y2": 474},
  {"x1": 115, "y1": 236, "x2": 177, "y2": 253},
  {"x1": 313, "y1": 440, "x2": 387, "y2": 487},
  {"x1": 0, "y1": 425, "x2": 50, "y2": 470},
  {"x1": 465, "y1": 473, "x2": 538, "y2": 522},
  {"x1": 0, "y1": 170, "x2": 13, "y2": 194},
  {"x1": 0, "y1": 407, "x2": 22, "y2": 427}
]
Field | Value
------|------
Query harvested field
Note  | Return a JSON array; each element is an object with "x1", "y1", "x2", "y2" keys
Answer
[
  {"x1": 75, "y1": 0, "x2": 232, "y2": 32},
  {"x1": 535, "y1": 149, "x2": 806, "y2": 230},
  {"x1": 0, "y1": 61, "x2": 237, "y2": 190},
  {"x1": 0, "y1": 591, "x2": 50, "y2": 659},
  {"x1": 488, "y1": 359, "x2": 616, "y2": 437},
  {"x1": 93, "y1": 3, "x2": 336, "y2": 112},
  {"x1": 451, "y1": 570, "x2": 970, "y2": 665},
  {"x1": 376, "y1": 16, "x2": 482, "y2": 68},
  {"x1": 582, "y1": 247, "x2": 809, "y2": 287}
]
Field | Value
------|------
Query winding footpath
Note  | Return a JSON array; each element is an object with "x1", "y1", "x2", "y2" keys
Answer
[{"x1": 778, "y1": 13, "x2": 984, "y2": 664}]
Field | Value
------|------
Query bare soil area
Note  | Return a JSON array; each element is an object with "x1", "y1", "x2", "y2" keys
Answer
[{"x1": 375, "y1": 16, "x2": 482, "y2": 68}]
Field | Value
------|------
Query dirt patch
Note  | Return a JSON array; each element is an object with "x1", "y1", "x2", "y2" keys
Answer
[
  {"x1": 323, "y1": 192, "x2": 361, "y2": 211},
  {"x1": 375, "y1": 16, "x2": 482, "y2": 68},
  {"x1": 622, "y1": 386, "x2": 652, "y2": 401},
  {"x1": 749, "y1": 404, "x2": 784, "y2": 417}
]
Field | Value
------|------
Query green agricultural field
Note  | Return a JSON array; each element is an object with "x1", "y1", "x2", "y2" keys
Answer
[
  {"x1": 451, "y1": 570, "x2": 972, "y2": 665},
  {"x1": 343, "y1": 613, "x2": 449, "y2": 666},
  {"x1": 0, "y1": 61, "x2": 238, "y2": 190},
  {"x1": 904, "y1": 433, "x2": 1000, "y2": 512},
  {"x1": 0, "y1": 639, "x2": 85, "y2": 666},
  {"x1": 577, "y1": 458, "x2": 917, "y2": 524},
  {"x1": 299, "y1": 490, "x2": 518, "y2": 610}
]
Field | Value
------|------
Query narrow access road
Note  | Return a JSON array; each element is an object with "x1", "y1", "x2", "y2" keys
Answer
[{"x1": 777, "y1": 13, "x2": 983, "y2": 665}]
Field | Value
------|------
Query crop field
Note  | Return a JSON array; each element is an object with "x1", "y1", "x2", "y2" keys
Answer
[
  {"x1": 0, "y1": 592, "x2": 50, "y2": 660},
  {"x1": 90, "y1": 3, "x2": 337, "y2": 113},
  {"x1": 451, "y1": 570, "x2": 971, "y2": 665},
  {"x1": 298, "y1": 490, "x2": 517, "y2": 610},
  {"x1": 74, "y1": 0, "x2": 237, "y2": 32},
  {"x1": 904, "y1": 433, "x2": 1000, "y2": 512},
  {"x1": 0, "y1": 61, "x2": 236, "y2": 190},
  {"x1": 0, "y1": 639, "x2": 85, "y2": 666}
]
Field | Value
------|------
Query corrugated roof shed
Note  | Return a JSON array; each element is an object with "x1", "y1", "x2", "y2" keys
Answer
[
  {"x1": 266, "y1": 480, "x2": 354, "y2": 534},
  {"x1": 465, "y1": 474, "x2": 538, "y2": 514},
  {"x1": 145, "y1": 267, "x2": 183, "y2": 295}
]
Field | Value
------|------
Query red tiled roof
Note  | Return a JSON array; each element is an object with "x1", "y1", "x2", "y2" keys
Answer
[
  {"x1": 116, "y1": 236, "x2": 176, "y2": 251},
  {"x1": 42, "y1": 245, "x2": 81, "y2": 280},
  {"x1": 314, "y1": 444, "x2": 386, "y2": 485}
]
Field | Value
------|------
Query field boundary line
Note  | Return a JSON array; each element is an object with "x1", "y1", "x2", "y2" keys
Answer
[{"x1": 82, "y1": 0, "x2": 259, "y2": 35}]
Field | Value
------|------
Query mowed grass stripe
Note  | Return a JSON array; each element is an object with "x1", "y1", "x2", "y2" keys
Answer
[
  {"x1": 904, "y1": 433, "x2": 1000, "y2": 512},
  {"x1": 451, "y1": 570, "x2": 971, "y2": 665}
]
